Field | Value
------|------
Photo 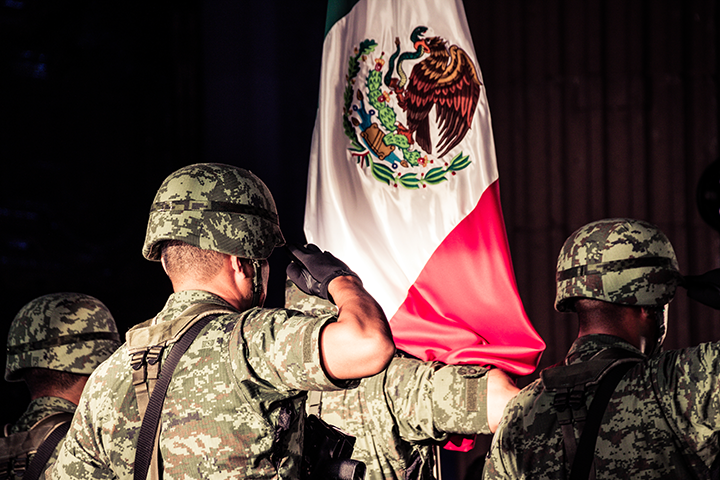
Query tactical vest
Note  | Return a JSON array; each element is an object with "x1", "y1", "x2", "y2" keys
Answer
[
  {"x1": 126, "y1": 303, "x2": 235, "y2": 480},
  {"x1": 0, "y1": 412, "x2": 73, "y2": 480},
  {"x1": 127, "y1": 302, "x2": 302, "y2": 480},
  {"x1": 540, "y1": 347, "x2": 643, "y2": 480}
]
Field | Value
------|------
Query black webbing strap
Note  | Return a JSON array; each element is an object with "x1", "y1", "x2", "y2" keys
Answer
[
  {"x1": 23, "y1": 420, "x2": 71, "y2": 480},
  {"x1": 133, "y1": 315, "x2": 215, "y2": 480},
  {"x1": 568, "y1": 360, "x2": 640, "y2": 480}
]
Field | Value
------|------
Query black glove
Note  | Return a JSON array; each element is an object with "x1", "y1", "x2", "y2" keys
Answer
[
  {"x1": 683, "y1": 268, "x2": 720, "y2": 310},
  {"x1": 286, "y1": 244, "x2": 360, "y2": 302}
]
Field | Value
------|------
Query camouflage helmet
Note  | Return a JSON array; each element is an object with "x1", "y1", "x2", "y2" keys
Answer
[
  {"x1": 142, "y1": 163, "x2": 285, "y2": 261},
  {"x1": 555, "y1": 218, "x2": 681, "y2": 312},
  {"x1": 5, "y1": 293, "x2": 121, "y2": 382}
]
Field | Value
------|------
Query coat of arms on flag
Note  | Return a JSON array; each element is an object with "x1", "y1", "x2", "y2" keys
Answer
[
  {"x1": 306, "y1": 0, "x2": 545, "y2": 388},
  {"x1": 343, "y1": 26, "x2": 480, "y2": 189}
]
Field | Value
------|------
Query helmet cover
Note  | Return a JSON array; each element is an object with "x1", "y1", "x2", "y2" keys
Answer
[
  {"x1": 6, "y1": 293, "x2": 121, "y2": 381},
  {"x1": 555, "y1": 218, "x2": 680, "y2": 312},
  {"x1": 142, "y1": 163, "x2": 285, "y2": 261}
]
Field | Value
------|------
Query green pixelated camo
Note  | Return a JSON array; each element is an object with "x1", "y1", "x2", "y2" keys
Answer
[
  {"x1": 285, "y1": 278, "x2": 338, "y2": 316},
  {"x1": 5, "y1": 293, "x2": 120, "y2": 381},
  {"x1": 285, "y1": 279, "x2": 491, "y2": 480},
  {"x1": 555, "y1": 218, "x2": 680, "y2": 312},
  {"x1": 484, "y1": 335, "x2": 720, "y2": 479},
  {"x1": 47, "y1": 289, "x2": 354, "y2": 479},
  {"x1": 142, "y1": 163, "x2": 285, "y2": 261}
]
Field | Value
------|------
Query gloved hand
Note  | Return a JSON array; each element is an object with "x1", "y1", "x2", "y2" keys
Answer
[{"x1": 286, "y1": 244, "x2": 360, "y2": 303}]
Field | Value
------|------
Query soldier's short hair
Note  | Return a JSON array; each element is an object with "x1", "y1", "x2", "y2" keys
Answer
[
  {"x1": 23, "y1": 368, "x2": 86, "y2": 396},
  {"x1": 161, "y1": 240, "x2": 228, "y2": 282}
]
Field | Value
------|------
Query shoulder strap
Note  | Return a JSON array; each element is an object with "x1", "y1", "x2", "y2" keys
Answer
[
  {"x1": 23, "y1": 417, "x2": 72, "y2": 480},
  {"x1": 133, "y1": 314, "x2": 217, "y2": 480},
  {"x1": 128, "y1": 304, "x2": 234, "y2": 420},
  {"x1": 0, "y1": 412, "x2": 73, "y2": 480},
  {"x1": 541, "y1": 347, "x2": 643, "y2": 478},
  {"x1": 568, "y1": 358, "x2": 641, "y2": 480}
]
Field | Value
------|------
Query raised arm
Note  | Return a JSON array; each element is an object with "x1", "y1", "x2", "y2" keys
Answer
[{"x1": 286, "y1": 244, "x2": 395, "y2": 380}]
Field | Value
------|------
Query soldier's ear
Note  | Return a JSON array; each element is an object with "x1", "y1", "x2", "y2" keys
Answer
[
  {"x1": 230, "y1": 256, "x2": 252, "y2": 279},
  {"x1": 160, "y1": 256, "x2": 169, "y2": 276}
]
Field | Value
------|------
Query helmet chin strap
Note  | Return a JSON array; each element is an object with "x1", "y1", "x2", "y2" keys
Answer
[{"x1": 250, "y1": 259, "x2": 264, "y2": 308}]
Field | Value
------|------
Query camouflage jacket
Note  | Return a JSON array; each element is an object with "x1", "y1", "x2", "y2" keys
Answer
[
  {"x1": 1, "y1": 396, "x2": 75, "y2": 478},
  {"x1": 46, "y1": 290, "x2": 356, "y2": 480},
  {"x1": 483, "y1": 334, "x2": 720, "y2": 479},
  {"x1": 314, "y1": 355, "x2": 490, "y2": 480}
]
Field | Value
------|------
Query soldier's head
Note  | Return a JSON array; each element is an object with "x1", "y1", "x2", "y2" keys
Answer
[
  {"x1": 143, "y1": 163, "x2": 285, "y2": 308},
  {"x1": 5, "y1": 293, "x2": 121, "y2": 399},
  {"x1": 555, "y1": 218, "x2": 681, "y2": 353}
]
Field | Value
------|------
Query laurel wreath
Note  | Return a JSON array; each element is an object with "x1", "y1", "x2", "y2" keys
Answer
[
  {"x1": 370, "y1": 152, "x2": 470, "y2": 189},
  {"x1": 343, "y1": 40, "x2": 378, "y2": 152}
]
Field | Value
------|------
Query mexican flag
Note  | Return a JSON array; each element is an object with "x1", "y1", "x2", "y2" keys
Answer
[{"x1": 305, "y1": 0, "x2": 545, "y2": 377}]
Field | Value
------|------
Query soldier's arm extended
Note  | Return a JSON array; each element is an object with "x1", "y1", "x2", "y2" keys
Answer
[{"x1": 375, "y1": 358, "x2": 509, "y2": 440}]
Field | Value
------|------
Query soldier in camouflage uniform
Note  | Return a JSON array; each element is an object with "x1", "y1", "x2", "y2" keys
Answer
[
  {"x1": 2, "y1": 292, "x2": 121, "y2": 479},
  {"x1": 46, "y1": 163, "x2": 394, "y2": 479},
  {"x1": 483, "y1": 218, "x2": 720, "y2": 479},
  {"x1": 286, "y1": 281, "x2": 519, "y2": 480}
]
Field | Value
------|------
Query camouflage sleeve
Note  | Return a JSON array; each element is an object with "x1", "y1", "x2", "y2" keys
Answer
[
  {"x1": 236, "y1": 307, "x2": 359, "y2": 392},
  {"x1": 45, "y1": 347, "x2": 136, "y2": 480},
  {"x1": 379, "y1": 357, "x2": 489, "y2": 442},
  {"x1": 482, "y1": 383, "x2": 542, "y2": 479},
  {"x1": 651, "y1": 342, "x2": 720, "y2": 466}
]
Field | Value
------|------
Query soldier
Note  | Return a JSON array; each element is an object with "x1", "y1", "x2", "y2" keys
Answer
[
  {"x1": 46, "y1": 163, "x2": 395, "y2": 479},
  {"x1": 286, "y1": 281, "x2": 520, "y2": 480},
  {"x1": 483, "y1": 218, "x2": 720, "y2": 479},
  {"x1": 1, "y1": 292, "x2": 121, "y2": 480}
]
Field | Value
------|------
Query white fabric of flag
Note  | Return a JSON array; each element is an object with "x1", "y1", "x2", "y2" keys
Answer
[{"x1": 305, "y1": 0, "x2": 545, "y2": 376}]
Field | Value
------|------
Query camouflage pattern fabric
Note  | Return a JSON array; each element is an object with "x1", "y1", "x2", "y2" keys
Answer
[
  {"x1": 46, "y1": 290, "x2": 357, "y2": 480},
  {"x1": 286, "y1": 281, "x2": 490, "y2": 480},
  {"x1": 2, "y1": 396, "x2": 76, "y2": 477},
  {"x1": 142, "y1": 163, "x2": 285, "y2": 261},
  {"x1": 317, "y1": 357, "x2": 489, "y2": 480},
  {"x1": 483, "y1": 334, "x2": 720, "y2": 479},
  {"x1": 555, "y1": 218, "x2": 680, "y2": 312},
  {"x1": 6, "y1": 292, "x2": 121, "y2": 381}
]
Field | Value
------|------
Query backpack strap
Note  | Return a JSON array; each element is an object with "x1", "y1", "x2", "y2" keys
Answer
[
  {"x1": 127, "y1": 303, "x2": 235, "y2": 480},
  {"x1": 541, "y1": 347, "x2": 643, "y2": 477},
  {"x1": 23, "y1": 416, "x2": 72, "y2": 480},
  {"x1": 133, "y1": 313, "x2": 218, "y2": 480},
  {"x1": 568, "y1": 359, "x2": 639, "y2": 480},
  {"x1": 126, "y1": 303, "x2": 234, "y2": 419},
  {"x1": 0, "y1": 412, "x2": 73, "y2": 480}
]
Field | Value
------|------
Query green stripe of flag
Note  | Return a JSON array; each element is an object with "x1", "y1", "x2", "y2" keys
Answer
[{"x1": 324, "y1": 0, "x2": 361, "y2": 37}]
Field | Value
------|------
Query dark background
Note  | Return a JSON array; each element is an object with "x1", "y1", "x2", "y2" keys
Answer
[{"x1": 1, "y1": 1, "x2": 718, "y2": 478}]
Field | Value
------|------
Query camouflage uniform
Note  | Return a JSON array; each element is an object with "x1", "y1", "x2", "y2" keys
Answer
[
  {"x1": 483, "y1": 219, "x2": 720, "y2": 479},
  {"x1": 3, "y1": 292, "x2": 120, "y2": 478},
  {"x1": 483, "y1": 334, "x2": 720, "y2": 479},
  {"x1": 3, "y1": 397, "x2": 76, "y2": 471},
  {"x1": 47, "y1": 290, "x2": 356, "y2": 479},
  {"x1": 48, "y1": 164, "x2": 367, "y2": 479},
  {"x1": 287, "y1": 281, "x2": 490, "y2": 480}
]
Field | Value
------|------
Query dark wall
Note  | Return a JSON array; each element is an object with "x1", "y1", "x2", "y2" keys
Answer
[
  {"x1": 466, "y1": 0, "x2": 719, "y2": 380},
  {"x1": 0, "y1": 1, "x2": 326, "y2": 423}
]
